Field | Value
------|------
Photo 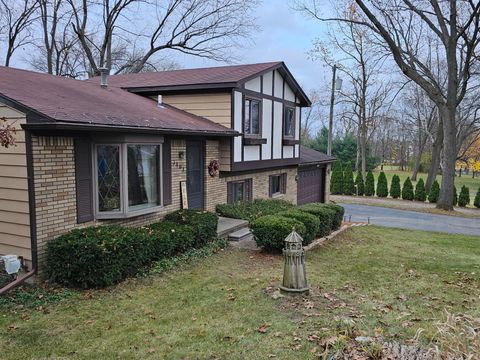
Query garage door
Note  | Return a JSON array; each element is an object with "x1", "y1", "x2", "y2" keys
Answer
[{"x1": 297, "y1": 166, "x2": 325, "y2": 205}]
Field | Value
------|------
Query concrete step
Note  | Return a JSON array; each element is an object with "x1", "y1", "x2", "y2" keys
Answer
[
  {"x1": 217, "y1": 216, "x2": 249, "y2": 238},
  {"x1": 228, "y1": 227, "x2": 253, "y2": 242}
]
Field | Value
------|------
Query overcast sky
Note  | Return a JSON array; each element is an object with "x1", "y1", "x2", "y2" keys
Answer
[{"x1": 174, "y1": 0, "x2": 330, "y2": 93}]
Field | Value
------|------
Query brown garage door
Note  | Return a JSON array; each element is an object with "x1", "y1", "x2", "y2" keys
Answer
[{"x1": 297, "y1": 166, "x2": 325, "y2": 205}]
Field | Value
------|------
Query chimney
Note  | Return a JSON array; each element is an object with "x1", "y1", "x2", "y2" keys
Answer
[
  {"x1": 157, "y1": 94, "x2": 164, "y2": 108},
  {"x1": 99, "y1": 67, "x2": 109, "y2": 88}
]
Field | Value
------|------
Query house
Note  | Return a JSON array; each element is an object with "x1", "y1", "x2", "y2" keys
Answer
[{"x1": 0, "y1": 62, "x2": 334, "y2": 277}]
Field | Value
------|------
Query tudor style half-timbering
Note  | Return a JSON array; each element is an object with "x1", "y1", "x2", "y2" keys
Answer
[{"x1": 0, "y1": 62, "x2": 334, "y2": 280}]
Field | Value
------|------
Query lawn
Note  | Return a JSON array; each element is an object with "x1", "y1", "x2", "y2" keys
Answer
[
  {"x1": 373, "y1": 168, "x2": 480, "y2": 206},
  {"x1": 1, "y1": 226, "x2": 479, "y2": 358}
]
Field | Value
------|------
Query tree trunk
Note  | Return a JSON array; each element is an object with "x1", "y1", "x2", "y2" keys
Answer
[
  {"x1": 437, "y1": 106, "x2": 456, "y2": 210},
  {"x1": 355, "y1": 128, "x2": 361, "y2": 172},
  {"x1": 425, "y1": 123, "x2": 443, "y2": 192},
  {"x1": 411, "y1": 119, "x2": 425, "y2": 181}
]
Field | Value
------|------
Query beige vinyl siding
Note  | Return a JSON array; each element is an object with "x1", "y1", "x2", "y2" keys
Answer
[
  {"x1": 162, "y1": 93, "x2": 232, "y2": 128},
  {"x1": 0, "y1": 104, "x2": 31, "y2": 260}
]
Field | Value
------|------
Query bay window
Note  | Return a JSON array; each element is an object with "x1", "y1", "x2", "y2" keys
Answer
[{"x1": 94, "y1": 141, "x2": 162, "y2": 218}]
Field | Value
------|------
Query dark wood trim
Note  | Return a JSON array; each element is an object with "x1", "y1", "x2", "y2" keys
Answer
[
  {"x1": 126, "y1": 83, "x2": 236, "y2": 94},
  {"x1": 221, "y1": 162, "x2": 298, "y2": 178},
  {"x1": 271, "y1": 70, "x2": 275, "y2": 97},
  {"x1": 238, "y1": 88, "x2": 298, "y2": 107},
  {"x1": 260, "y1": 75, "x2": 263, "y2": 94},
  {"x1": 283, "y1": 139, "x2": 299, "y2": 146},
  {"x1": 243, "y1": 137, "x2": 267, "y2": 145},
  {"x1": 25, "y1": 130, "x2": 38, "y2": 273},
  {"x1": 231, "y1": 157, "x2": 299, "y2": 172}
]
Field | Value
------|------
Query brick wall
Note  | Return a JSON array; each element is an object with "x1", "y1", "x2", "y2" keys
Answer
[
  {"x1": 32, "y1": 136, "x2": 187, "y2": 275},
  {"x1": 32, "y1": 135, "x2": 298, "y2": 274}
]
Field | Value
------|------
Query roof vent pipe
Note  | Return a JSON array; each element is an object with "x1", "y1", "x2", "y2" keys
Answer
[
  {"x1": 157, "y1": 94, "x2": 164, "y2": 108},
  {"x1": 99, "y1": 67, "x2": 109, "y2": 88}
]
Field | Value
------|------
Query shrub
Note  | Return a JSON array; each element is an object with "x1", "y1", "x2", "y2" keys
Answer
[
  {"x1": 164, "y1": 209, "x2": 218, "y2": 247},
  {"x1": 216, "y1": 199, "x2": 293, "y2": 222},
  {"x1": 278, "y1": 209, "x2": 320, "y2": 245},
  {"x1": 330, "y1": 162, "x2": 344, "y2": 195},
  {"x1": 251, "y1": 215, "x2": 306, "y2": 252},
  {"x1": 148, "y1": 221, "x2": 196, "y2": 254},
  {"x1": 365, "y1": 171, "x2": 375, "y2": 196},
  {"x1": 298, "y1": 204, "x2": 335, "y2": 236},
  {"x1": 414, "y1": 178, "x2": 427, "y2": 202},
  {"x1": 46, "y1": 225, "x2": 155, "y2": 288},
  {"x1": 355, "y1": 172, "x2": 365, "y2": 196},
  {"x1": 343, "y1": 163, "x2": 355, "y2": 195},
  {"x1": 402, "y1": 177, "x2": 414, "y2": 200},
  {"x1": 321, "y1": 203, "x2": 345, "y2": 230},
  {"x1": 453, "y1": 186, "x2": 458, "y2": 206},
  {"x1": 474, "y1": 187, "x2": 480, "y2": 208},
  {"x1": 376, "y1": 171, "x2": 388, "y2": 197},
  {"x1": 458, "y1": 185, "x2": 470, "y2": 207},
  {"x1": 428, "y1": 180, "x2": 440, "y2": 203},
  {"x1": 390, "y1": 175, "x2": 401, "y2": 199}
]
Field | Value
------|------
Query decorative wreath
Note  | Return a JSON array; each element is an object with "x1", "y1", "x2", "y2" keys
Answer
[{"x1": 208, "y1": 159, "x2": 220, "y2": 177}]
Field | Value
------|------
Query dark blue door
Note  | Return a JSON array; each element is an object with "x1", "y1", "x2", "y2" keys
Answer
[{"x1": 186, "y1": 140, "x2": 204, "y2": 209}]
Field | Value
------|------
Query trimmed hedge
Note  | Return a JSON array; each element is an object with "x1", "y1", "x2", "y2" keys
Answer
[
  {"x1": 402, "y1": 177, "x2": 414, "y2": 200},
  {"x1": 164, "y1": 209, "x2": 218, "y2": 247},
  {"x1": 47, "y1": 210, "x2": 219, "y2": 288},
  {"x1": 453, "y1": 186, "x2": 458, "y2": 206},
  {"x1": 376, "y1": 171, "x2": 388, "y2": 198},
  {"x1": 251, "y1": 215, "x2": 307, "y2": 252},
  {"x1": 216, "y1": 198, "x2": 293, "y2": 222},
  {"x1": 414, "y1": 178, "x2": 427, "y2": 202},
  {"x1": 298, "y1": 204, "x2": 335, "y2": 237},
  {"x1": 390, "y1": 175, "x2": 401, "y2": 199},
  {"x1": 330, "y1": 162, "x2": 344, "y2": 195},
  {"x1": 278, "y1": 209, "x2": 320, "y2": 245},
  {"x1": 458, "y1": 185, "x2": 470, "y2": 207},
  {"x1": 343, "y1": 164, "x2": 355, "y2": 195},
  {"x1": 474, "y1": 187, "x2": 480, "y2": 208},
  {"x1": 428, "y1": 180, "x2": 440, "y2": 203},
  {"x1": 355, "y1": 172, "x2": 365, "y2": 196},
  {"x1": 321, "y1": 203, "x2": 344, "y2": 230},
  {"x1": 365, "y1": 171, "x2": 375, "y2": 196}
]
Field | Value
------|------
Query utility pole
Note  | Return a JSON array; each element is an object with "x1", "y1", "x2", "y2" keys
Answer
[{"x1": 327, "y1": 64, "x2": 337, "y2": 156}]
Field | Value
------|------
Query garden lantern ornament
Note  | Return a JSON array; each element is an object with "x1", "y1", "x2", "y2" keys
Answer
[{"x1": 279, "y1": 229, "x2": 309, "y2": 294}]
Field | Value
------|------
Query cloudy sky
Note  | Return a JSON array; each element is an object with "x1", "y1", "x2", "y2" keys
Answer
[{"x1": 160, "y1": 0, "x2": 331, "y2": 93}]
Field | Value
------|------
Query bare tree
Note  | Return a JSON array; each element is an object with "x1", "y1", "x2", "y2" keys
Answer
[
  {"x1": 297, "y1": 0, "x2": 480, "y2": 210},
  {"x1": 0, "y1": 0, "x2": 39, "y2": 66}
]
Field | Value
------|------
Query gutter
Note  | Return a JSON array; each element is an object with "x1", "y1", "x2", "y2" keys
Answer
[
  {"x1": 0, "y1": 130, "x2": 37, "y2": 294},
  {"x1": 22, "y1": 122, "x2": 240, "y2": 137}
]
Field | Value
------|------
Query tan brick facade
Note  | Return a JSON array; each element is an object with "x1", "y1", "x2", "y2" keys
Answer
[{"x1": 31, "y1": 135, "x2": 298, "y2": 274}]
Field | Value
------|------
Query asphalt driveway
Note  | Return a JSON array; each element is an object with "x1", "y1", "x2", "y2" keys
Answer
[{"x1": 341, "y1": 203, "x2": 480, "y2": 236}]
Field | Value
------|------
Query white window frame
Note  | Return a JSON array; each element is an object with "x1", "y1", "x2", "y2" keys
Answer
[{"x1": 92, "y1": 139, "x2": 164, "y2": 219}]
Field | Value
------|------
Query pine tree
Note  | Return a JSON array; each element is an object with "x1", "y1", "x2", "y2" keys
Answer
[
  {"x1": 390, "y1": 174, "x2": 401, "y2": 199},
  {"x1": 365, "y1": 171, "x2": 375, "y2": 196},
  {"x1": 355, "y1": 172, "x2": 365, "y2": 196},
  {"x1": 330, "y1": 162, "x2": 344, "y2": 195},
  {"x1": 428, "y1": 180, "x2": 440, "y2": 203},
  {"x1": 343, "y1": 163, "x2": 355, "y2": 195},
  {"x1": 376, "y1": 171, "x2": 388, "y2": 197},
  {"x1": 458, "y1": 185, "x2": 470, "y2": 207},
  {"x1": 402, "y1": 177, "x2": 414, "y2": 200},
  {"x1": 474, "y1": 187, "x2": 480, "y2": 208},
  {"x1": 414, "y1": 178, "x2": 427, "y2": 202},
  {"x1": 453, "y1": 186, "x2": 458, "y2": 206}
]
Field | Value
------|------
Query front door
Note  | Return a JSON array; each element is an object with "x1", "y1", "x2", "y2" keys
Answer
[{"x1": 186, "y1": 140, "x2": 204, "y2": 209}]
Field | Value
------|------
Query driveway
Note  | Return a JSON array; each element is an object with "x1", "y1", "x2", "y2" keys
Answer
[{"x1": 341, "y1": 203, "x2": 480, "y2": 236}]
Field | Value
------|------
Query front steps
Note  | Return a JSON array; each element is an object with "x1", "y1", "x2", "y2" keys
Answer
[{"x1": 217, "y1": 216, "x2": 253, "y2": 242}]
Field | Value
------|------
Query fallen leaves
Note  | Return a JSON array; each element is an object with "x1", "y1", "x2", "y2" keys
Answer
[{"x1": 257, "y1": 323, "x2": 269, "y2": 333}]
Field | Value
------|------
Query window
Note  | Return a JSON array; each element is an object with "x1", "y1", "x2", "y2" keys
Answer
[
  {"x1": 244, "y1": 98, "x2": 261, "y2": 136},
  {"x1": 284, "y1": 107, "x2": 295, "y2": 137},
  {"x1": 95, "y1": 143, "x2": 162, "y2": 218},
  {"x1": 227, "y1": 179, "x2": 252, "y2": 204},
  {"x1": 269, "y1": 173, "x2": 287, "y2": 197}
]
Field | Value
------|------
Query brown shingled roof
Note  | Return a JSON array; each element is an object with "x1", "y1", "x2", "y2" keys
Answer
[
  {"x1": 300, "y1": 145, "x2": 335, "y2": 165},
  {"x1": 0, "y1": 66, "x2": 236, "y2": 135},
  {"x1": 100, "y1": 62, "x2": 282, "y2": 89}
]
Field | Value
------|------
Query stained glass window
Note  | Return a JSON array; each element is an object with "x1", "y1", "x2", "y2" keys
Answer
[{"x1": 97, "y1": 145, "x2": 121, "y2": 212}]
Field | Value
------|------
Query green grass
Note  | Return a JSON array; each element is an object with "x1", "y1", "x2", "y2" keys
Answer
[
  {"x1": 0, "y1": 227, "x2": 479, "y2": 358},
  {"x1": 373, "y1": 168, "x2": 480, "y2": 206}
]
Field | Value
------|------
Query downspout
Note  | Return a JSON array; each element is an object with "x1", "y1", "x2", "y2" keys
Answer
[{"x1": 0, "y1": 129, "x2": 37, "y2": 294}]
